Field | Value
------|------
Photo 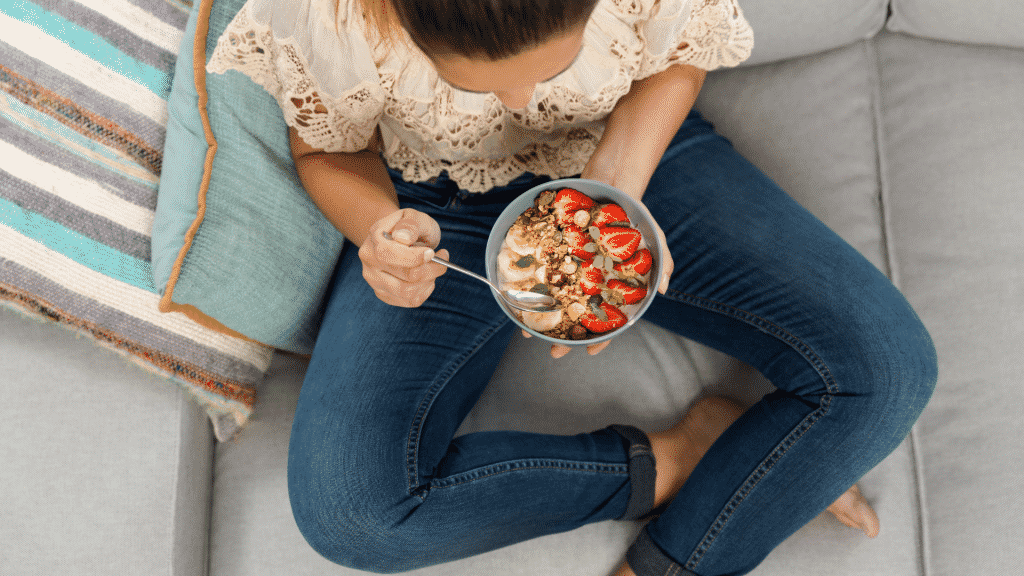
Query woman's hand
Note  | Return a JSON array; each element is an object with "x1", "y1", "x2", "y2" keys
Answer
[{"x1": 360, "y1": 208, "x2": 449, "y2": 307}]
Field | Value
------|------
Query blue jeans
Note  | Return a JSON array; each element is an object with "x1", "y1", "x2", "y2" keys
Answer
[{"x1": 288, "y1": 111, "x2": 938, "y2": 575}]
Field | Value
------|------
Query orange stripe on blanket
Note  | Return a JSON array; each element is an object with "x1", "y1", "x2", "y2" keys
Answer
[
  {"x1": 1, "y1": 281, "x2": 257, "y2": 408},
  {"x1": 0, "y1": 64, "x2": 163, "y2": 176}
]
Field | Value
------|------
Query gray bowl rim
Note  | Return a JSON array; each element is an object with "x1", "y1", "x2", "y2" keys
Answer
[{"x1": 484, "y1": 178, "x2": 665, "y2": 346}]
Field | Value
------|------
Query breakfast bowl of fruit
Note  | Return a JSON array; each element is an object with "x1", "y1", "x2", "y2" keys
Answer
[{"x1": 485, "y1": 179, "x2": 666, "y2": 346}]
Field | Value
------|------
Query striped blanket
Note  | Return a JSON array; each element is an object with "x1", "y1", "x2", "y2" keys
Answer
[{"x1": 1, "y1": 0, "x2": 273, "y2": 441}]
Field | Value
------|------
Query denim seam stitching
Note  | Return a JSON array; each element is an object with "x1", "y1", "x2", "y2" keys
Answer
[
  {"x1": 682, "y1": 402, "x2": 829, "y2": 571},
  {"x1": 430, "y1": 459, "x2": 630, "y2": 490},
  {"x1": 662, "y1": 289, "x2": 839, "y2": 395},
  {"x1": 630, "y1": 446, "x2": 653, "y2": 458},
  {"x1": 405, "y1": 315, "x2": 510, "y2": 498},
  {"x1": 655, "y1": 288, "x2": 840, "y2": 571}
]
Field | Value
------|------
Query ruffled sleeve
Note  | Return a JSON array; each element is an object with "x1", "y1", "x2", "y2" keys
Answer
[
  {"x1": 206, "y1": 0, "x2": 386, "y2": 152},
  {"x1": 638, "y1": 0, "x2": 754, "y2": 78}
]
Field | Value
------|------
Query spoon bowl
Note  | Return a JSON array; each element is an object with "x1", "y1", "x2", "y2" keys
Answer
[{"x1": 381, "y1": 232, "x2": 559, "y2": 312}]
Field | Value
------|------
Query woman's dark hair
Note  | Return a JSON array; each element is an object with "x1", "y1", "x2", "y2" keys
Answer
[{"x1": 359, "y1": 0, "x2": 599, "y2": 62}]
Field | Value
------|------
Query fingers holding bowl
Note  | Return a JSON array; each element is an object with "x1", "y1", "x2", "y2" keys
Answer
[{"x1": 521, "y1": 328, "x2": 612, "y2": 358}]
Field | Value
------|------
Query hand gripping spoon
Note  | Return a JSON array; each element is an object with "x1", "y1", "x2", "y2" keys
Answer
[{"x1": 382, "y1": 231, "x2": 559, "y2": 313}]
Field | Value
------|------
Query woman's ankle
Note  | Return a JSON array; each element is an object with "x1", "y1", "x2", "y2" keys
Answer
[{"x1": 648, "y1": 396, "x2": 746, "y2": 509}]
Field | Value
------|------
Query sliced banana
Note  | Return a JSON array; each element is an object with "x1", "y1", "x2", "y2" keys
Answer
[
  {"x1": 505, "y1": 226, "x2": 538, "y2": 257},
  {"x1": 522, "y1": 309, "x2": 563, "y2": 332},
  {"x1": 498, "y1": 246, "x2": 537, "y2": 283}
]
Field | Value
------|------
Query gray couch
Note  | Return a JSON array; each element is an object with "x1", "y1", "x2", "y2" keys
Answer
[{"x1": 3, "y1": 1, "x2": 1022, "y2": 574}]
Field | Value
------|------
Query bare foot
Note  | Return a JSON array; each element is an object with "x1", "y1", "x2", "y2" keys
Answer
[
  {"x1": 648, "y1": 396, "x2": 746, "y2": 510},
  {"x1": 614, "y1": 399, "x2": 880, "y2": 576},
  {"x1": 827, "y1": 484, "x2": 880, "y2": 538},
  {"x1": 612, "y1": 562, "x2": 636, "y2": 576}
]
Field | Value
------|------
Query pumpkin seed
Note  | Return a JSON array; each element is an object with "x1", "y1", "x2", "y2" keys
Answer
[
  {"x1": 583, "y1": 242, "x2": 598, "y2": 253},
  {"x1": 593, "y1": 255, "x2": 605, "y2": 269},
  {"x1": 515, "y1": 254, "x2": 537, "y2": 268},
  {"x1": 588, "y1": 226, "x2": 601, "y2": 241}
]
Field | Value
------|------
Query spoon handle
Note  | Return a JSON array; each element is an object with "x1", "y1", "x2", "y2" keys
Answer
[{"x1": 429, "y1": 256, "x2": 494, "y2": 288}]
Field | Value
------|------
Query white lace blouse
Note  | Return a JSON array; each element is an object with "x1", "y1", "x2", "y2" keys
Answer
[{"x1": 207, "y1": 0, "x2": 754, "y2": 193}]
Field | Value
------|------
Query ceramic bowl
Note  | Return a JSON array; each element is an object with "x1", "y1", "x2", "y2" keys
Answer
[{"x1": 484, "y1": 178, "x2": 665, "y2": 346}]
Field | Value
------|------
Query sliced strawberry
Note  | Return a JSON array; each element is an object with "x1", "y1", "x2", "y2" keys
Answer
[
  {"x1": 580, "y1": 302, "x2": 628, "y2": 333},
  {"x1": 598, "y1": 226, "x2": 641, "y2": 261},
  {"x1": 579, "y1": 260, "x2": 604, "y2": 295},
  {"x1": 607, "y1": 279, "x2": 648, "y2": 305},
  {"x1": 592, "y1": 203, "x2": 630, "y2": 227},
  {"x1": 614, "y1": 248, "x2": 653, "y2": 276},
  {"x1": 552, "y1": 188, "x2": 596, "y2": 226},
  {"x1": 562, "y1": 225, "x2": 596, "y2": 260}
]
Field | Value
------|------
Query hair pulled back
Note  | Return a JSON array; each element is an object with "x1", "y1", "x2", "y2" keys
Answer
[{"x1": 358, "y1": 0, "x2": 599, "y2": 62}]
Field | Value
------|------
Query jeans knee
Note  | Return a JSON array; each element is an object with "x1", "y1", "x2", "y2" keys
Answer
[
  {"x1": 841, "y1": 303, "x2": 938, "y2": 441},
  {"x1": 885, "y1": 306, "x2": 938, "y2": 417},
  {"x1": 288, "y1": 467, "x2": 431, "y2": 573},
  {"x1": 289, "y1": 491, "x2": 409, "y2": 573}
]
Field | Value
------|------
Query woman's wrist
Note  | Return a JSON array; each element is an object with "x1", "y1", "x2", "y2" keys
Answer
[{"x1": 593, "y1": 63, "x2": 706, "y2": 201}]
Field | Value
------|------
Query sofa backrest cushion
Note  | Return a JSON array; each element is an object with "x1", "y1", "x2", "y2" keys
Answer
[
  {"x1": 888, "y1": 0, "x2": 1024, "y2": 49},
  {"x1": 736, "y1": 0, "x2": 888, "y2": 66}
]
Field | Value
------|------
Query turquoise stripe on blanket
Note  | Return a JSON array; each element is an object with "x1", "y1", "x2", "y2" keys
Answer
[
  {"x1": 0, "y1": 195, "x2": 156, "y2": 293},
  {"x1": 1, "y1": 0, "x2": 172, "y2": 98}
]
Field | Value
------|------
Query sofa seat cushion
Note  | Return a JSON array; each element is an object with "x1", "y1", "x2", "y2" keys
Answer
[
  {"x1": 0, "y1": 306, "x2": 214, "y2": 576},
  {"x1": 212, "y1": 323, "x2": 922, "y2": 575},
  {"x1": 875, "y1": 31, "x2": 1024, "y2": 575},
  {"x1": 696, "y1": 39, "x2": 890, "y2": 274}
]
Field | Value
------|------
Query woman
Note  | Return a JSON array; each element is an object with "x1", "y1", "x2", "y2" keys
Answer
[{"x1": 207, "y1": 0, "x2": 937, "y2": 573}]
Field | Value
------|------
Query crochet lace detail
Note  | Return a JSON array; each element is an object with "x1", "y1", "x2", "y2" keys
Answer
[
  {"x1": 663, "y1": 0, "x2": 754, "y2": 73},
  {"x1": 207, "y1": 0, "x2": 752, "y2": 193},
  {"x1": 376, "y1": 48, "x2": 635, "y2": 192},
  {"x1": 206, "y1": 3, "x2": 384, "y2": 152}
]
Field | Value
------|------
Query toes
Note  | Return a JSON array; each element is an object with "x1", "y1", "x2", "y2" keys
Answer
[
  {"x1": 856, "y1": 496, "x2": 881, "y2": 538},
  {"x1": 828, "y1": 485, "x2": 881, "y2": 538}
]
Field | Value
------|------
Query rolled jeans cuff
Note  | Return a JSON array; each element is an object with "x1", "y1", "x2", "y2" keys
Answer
[
  {"x1": 609, "y1": 424, "x2": 657, "y2": 521},
  {"x1": 627, "y1": 526, "x2": 699, "y2": 576}
]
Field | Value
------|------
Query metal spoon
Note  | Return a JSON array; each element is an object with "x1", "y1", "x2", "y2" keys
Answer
[{"x1": 382, "y1": 231, "x2": 559, "y2": 313}]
